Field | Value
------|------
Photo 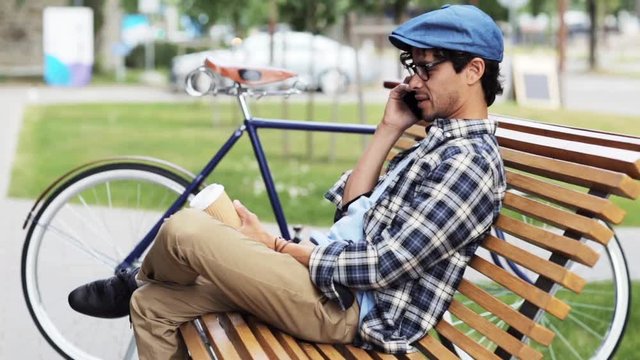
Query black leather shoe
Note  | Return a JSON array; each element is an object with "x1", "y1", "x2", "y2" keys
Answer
[{"x1": 68, "y1": 268, "x2": 139, "y2": 318}]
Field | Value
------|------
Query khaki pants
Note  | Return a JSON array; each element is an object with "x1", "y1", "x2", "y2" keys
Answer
[{"x1": 130, "y1": 208, "x2": 359, "y2": 359}]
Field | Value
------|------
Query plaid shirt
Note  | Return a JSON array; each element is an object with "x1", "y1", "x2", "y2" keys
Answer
[{"x1": 309, "y1": 118, "x2": 506, "y2": 353}]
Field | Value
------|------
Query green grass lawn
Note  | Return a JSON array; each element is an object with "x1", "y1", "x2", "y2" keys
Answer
[
  {"x1": 10, "y1": 100, "x2": 383, "y2": 227},
  {"x1": 9, "y1": 98, "x2": 639, "y2": 226},
  {"x1": 617, "y1": 281, "x2": 640, "y2": 359}
]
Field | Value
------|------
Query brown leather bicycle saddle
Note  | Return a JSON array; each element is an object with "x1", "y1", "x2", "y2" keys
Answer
[{"x1": 204, "y1": 58, "x2": 297, "y2": 86}]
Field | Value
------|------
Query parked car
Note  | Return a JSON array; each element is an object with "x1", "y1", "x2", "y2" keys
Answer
[{"x1": 170, "y1": 31, "x2": 379, "y2": 94}]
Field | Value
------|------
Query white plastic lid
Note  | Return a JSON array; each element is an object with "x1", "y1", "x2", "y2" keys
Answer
[{"x1": 189, "y1": 183, "x2": 225, "y2": 210}]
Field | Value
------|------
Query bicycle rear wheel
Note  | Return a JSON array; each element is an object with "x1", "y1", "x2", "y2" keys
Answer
[
  {"x1": 449, "y1": 232, "x2": 630, "y2": 360},
  {"x1": 21, "y1": 162, "x2": 196, "y2": 360}
]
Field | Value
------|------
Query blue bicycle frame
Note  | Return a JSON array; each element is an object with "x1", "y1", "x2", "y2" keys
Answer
[
  {"x1": 116, "y1": 93, "x2": 377, "y2": 272},
  {"x1": 115, "y1": 88, "x2": 533, "y2": 288}
]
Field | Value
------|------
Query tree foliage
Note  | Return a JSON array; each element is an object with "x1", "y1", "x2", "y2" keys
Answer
[
  {"x1": 120, "y1": 0, "x2": 638, "y2": 43},
  {"x1": 277, "y1": 0, "x2": 351, "y2": 33},
  {"x1": 178, "y1": 0, "x2": 268, "y2": 36}
]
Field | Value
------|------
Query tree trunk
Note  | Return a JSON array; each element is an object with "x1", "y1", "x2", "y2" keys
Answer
[
  {"x1": 393, "y1": 0, "x2": 410, "y2": 24},
  {"x1": 268, "y1": 0, "x2": 277, "y2": 66},
  {"x1": 588, "y1": 0, "x2": 597, "y2": 70},
  {"x1": 557, "y1": 0, "x2": 568, "y2": 107}
]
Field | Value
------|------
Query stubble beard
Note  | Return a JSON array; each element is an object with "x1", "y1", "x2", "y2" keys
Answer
[{"x1": 426, "y1": 91, "x2": 460, "y2": 121}]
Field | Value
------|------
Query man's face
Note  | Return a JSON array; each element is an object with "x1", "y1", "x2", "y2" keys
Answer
[{"x1": 406, "y1": 49, "x2": 467, "y2": 121}]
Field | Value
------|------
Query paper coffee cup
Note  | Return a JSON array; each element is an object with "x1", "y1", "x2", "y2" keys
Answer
[{"x1": 189, "y1": 184, "x2": 242, "y2": 228}]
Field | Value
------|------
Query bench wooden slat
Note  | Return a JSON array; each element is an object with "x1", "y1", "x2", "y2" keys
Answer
[
  {"x1": 369, "y1": 350, "x2": 408, "y2": 360},
  {"x1": 404, "y1": 124, "x2": 428, "y2": 140},
  {"x1": 506, "y1": 171, "x2": 625, "y2": 224},
  {"x1": 457, "y1": 280, "x2": 555, "y2": 346},
  {"x1": 481, "y1": 235, "x2": 586, "y2": 293},
  {"x1": 271, "y1": 330, "x2": 311, "y2": 360},
  {"x1": 201, "y1": 314, "x2": 243, "y2": 360},
  {"x1": 406, "y1": 121, "x2": 640, "y2": 180},
  {"x1": 497, "y1": 128, "x2": 640, "y2": 179},
  {"x1": 503, "y1": 192, "x2": 614, "y2": 245},
  {"x1": 244, "y1": 316, "x2": 297, "y2": 359},
  {"x1": 447, "y1": 300, "x2": 542, "y2": 360},
  {"x1": 469, "y1": 256, "x2": 570, "y2": 319},
  {"x1": 218, "y1": 313, "x2": 270, "y2": 360},
  {"x1": 314, "y1": 343, "x2": 347, "y2": 359},
  {"x1": 342, "y1": 344, "x2": 375, "y2": 359},
  {"x1": 492, "y1": 115, "x2": 640, "y2": 152},
  {"x1": 501, "y1": 147, "x2": 640, "y2": 199},
  {"x1": 299, "y1": 342, "x2": 326, "y2": 360},
  {"x1": 494, "y1": 215, "x2": 599, "y2": 267},
  {"x1": 394, "y1": 137, "x2": 418, "y2": 152},
  {"x1": 386, "y1": 150, "x2": 400, "y2": 162},
  {"x1": 180, "y1": 320, "x2": 212, "y2": 360},
  {"x1": 435, "y1": 321, "x2": 500, "y2": 360},
  {"x1": 401, "y1": 352, "x2": 429, "y2": 359},
  {"x1": 414, "y1": 335, "x2": 459, "y2": 360}
]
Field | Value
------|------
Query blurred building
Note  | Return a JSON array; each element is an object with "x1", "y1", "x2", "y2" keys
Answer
[
  {"x1": 0, "y1": 0, "x2": 66, "y2": 76},
  {"x1": 0, "y1": 0, "x2": 122, "y2": 77}
]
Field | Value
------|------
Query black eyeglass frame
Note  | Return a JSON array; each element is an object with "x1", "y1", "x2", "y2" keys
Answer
[{"x1": 400, "y1": 52, "x2": 448, "y2": 81}]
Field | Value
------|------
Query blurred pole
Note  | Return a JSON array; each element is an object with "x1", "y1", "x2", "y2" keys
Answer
[
  {"x1": 145, "y1": 40, "x2": 154, "y2": 71},
  {"x1": 508, "y1": 5, "x2": 517, "y2": 46},
  {"x1": 330, "y1": 88, "x2": 339, "y2": 163},
  {"x1": 557, "y1": 0, "x2": 567, "y2": 107},
  {"x1": 329, "y1": 43, "x2": 342, "y2": 163},
  {"x1": 268, "y1": 0, "x2": 289, "y2": 157},
  {"x1": 588, "y1": 0, "x2": 597, "y2": 70},
  {"x1": 306, "y1": 36, "x2": 315, "y2": 159},
  {"x1": 347, "y1": 12, "x2": 366, "y2": 152},
  {"x1": 268, "y1": 0, "x2": 276, "y2": 66},
  {"x1": 282, "y1": 34, "x2": 290, "y2": 157},
  {"x1": 145, "y1": 12, "x2": 155, "y2": 72}
]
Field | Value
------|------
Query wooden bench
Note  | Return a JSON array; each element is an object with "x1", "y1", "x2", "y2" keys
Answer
[{"x1": 179, "y1": 115, "x2": 640, "y2": 359}]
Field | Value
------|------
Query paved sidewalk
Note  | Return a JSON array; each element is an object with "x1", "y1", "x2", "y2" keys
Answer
[
  {"x1": 1, "y1": 79, "x2": 639, "y2": 359},
  {"x1": 0, "y1": 85, "x2": 196, "y2": 359}
]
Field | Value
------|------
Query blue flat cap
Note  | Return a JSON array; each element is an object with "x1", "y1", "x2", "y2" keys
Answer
[{"x1": 389, "y1": 4, "x2": 504, "y2": 62}]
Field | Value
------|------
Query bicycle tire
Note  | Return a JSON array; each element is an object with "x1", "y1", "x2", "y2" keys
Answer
[
  {"x1": 21, "y1": 162, "x2": 196, "y2": 360},
  {"x1": 448, "y1": 233, "x2": 630, "y2": 360}
]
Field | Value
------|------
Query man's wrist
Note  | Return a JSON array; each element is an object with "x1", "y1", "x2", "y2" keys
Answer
[{"x1": 376, "y1": 121, "x2": 406, "y2": 139}]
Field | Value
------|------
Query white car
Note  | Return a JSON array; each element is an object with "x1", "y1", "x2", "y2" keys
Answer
[{"x1": 171, "y1": 31, "x2": 379, "y2": 94}]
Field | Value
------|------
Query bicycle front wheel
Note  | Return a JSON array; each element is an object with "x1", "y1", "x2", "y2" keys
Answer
[{"x1": 21, "y1": 162, "x2": 196, "y2": 360}]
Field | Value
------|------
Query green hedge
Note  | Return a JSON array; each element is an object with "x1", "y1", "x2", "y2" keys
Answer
[{"x1": 125, "y1": 42, "x2": 179, "y2": 69}]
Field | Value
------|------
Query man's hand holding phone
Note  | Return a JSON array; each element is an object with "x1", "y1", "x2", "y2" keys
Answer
[{"x1": 381, "y1": 78, "x2": 422, "y2": 133}]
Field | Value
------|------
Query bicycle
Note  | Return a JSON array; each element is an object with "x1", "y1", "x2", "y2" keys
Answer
[{"x1": 21, "y1": 58, "x2": 630, "y2": 360}]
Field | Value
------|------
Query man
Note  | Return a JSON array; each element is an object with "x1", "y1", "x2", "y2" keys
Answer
[{"x1": 69, "y1": 4, "x2": 506, "y2": 357}]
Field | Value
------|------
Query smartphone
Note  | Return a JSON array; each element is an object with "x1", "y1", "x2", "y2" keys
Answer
[{"x1": 403, "y1": 91, "x2": 422, "y2": 119}]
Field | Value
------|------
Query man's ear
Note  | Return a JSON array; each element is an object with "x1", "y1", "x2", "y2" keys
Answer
[{"x1": 465, "y1": 58, "x2": 485, "y2": 85}]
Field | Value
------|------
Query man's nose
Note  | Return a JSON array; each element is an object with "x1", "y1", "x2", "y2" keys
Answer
[{"x1": 407, "y1": 74, "x2": 423, "y2": 89}]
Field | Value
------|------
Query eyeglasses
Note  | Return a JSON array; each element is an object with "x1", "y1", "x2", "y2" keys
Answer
[{"x1": 400, "y1": 52, "x2": 448, "y2": 81}]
